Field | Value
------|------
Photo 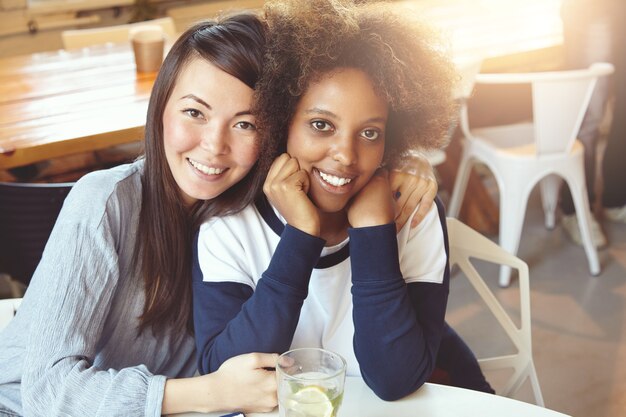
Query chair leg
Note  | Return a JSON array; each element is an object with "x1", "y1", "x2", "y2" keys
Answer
[
  {"x1": 528, "y1": 364, "x2": 545, "y2": 407},
  {"x1": 448, "y1": 146, "x2": 472, "y2": 218},
  {"x1": 566, "y1": 175, "x2": 601, "y2": 275},
  {"x1": 498, "y1": 186, "x2": 530, "y2": 287},
  {"x1": 539, "y1": 174, "x2": 561, "y2": 230}
]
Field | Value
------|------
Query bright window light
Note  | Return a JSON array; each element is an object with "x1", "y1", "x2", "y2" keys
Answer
[{"x1": 398, "y1": 0, "x2": 563, "y2": 60}]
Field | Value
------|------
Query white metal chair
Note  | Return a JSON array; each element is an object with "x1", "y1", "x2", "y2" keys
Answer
[
  {"x1": 61, "y1": 17, "x2": 177, "y2": 50},
  {"x1": 448, "y1": 63, "x2": 614, "y2": 287},
  {"x1": 446, "y1": 217, "x2": 544, "y2": 406},
  {"x1": 0, "y1": 298, "x2": 22, "y2": 332}
]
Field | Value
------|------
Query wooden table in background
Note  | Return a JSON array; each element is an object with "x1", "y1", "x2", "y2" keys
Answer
[{"x1": 0, "y1": 43, "x2": 156, "y2": 170}]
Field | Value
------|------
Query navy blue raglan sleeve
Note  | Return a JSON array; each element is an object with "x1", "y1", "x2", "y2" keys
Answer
[
  {"x1": 192, "y1": 224, "x2": 325, "y2": 374},
  {"x1": 349, "y1": 202, "x2": 450, "y2": 401}
]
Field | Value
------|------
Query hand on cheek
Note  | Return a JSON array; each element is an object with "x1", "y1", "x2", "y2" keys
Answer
[
  {"x1": 263, "y1": 153, "x2": 321, "y2": 236},
  {"x1": 347, "y1": 168, "x2": 395, "y2": 228}
]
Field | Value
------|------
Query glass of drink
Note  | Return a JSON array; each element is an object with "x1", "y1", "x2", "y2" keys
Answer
[{"x1": 276, "y1": 348, "x2": 347, "y2": 417}]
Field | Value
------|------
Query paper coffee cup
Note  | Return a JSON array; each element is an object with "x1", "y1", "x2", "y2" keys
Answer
[{"x1": 130, "y1": 25, "x2": 165, "y2": 73}]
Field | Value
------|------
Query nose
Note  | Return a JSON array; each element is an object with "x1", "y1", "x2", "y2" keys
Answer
[
  {"x1": 331, "y1": 134, "x2": 357, "y2": 166},
  {"x1": 200, "y1": 123, "x2": 229, "y2": 156}
]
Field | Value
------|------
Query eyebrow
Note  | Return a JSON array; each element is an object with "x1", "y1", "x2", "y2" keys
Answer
[
  {"x1": 305, "y1": 107, "x2": 387, "y2": 124},
  {"x1": 180, "y1": 94, "x2": 253, "y2": 117},
  {"x1": 181, "y1": 94, "x2": 211, "y2": 109},
  {"x1": 305, "y1": 107, "x2": 337, "y2": 118}
]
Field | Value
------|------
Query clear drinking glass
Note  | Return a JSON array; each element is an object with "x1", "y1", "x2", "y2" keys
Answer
[{"x1": 276, "y1": 348, "x2": 347, "y2": 417}]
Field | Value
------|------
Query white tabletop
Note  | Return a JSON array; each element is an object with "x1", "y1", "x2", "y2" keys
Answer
[{"x1": 173, "y1": 377, "x2": 570, "y2": 417}]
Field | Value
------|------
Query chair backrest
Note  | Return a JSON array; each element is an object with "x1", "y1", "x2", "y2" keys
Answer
[
  {"x1": 61, "y1": 17, "x2": 177, "y2": 50},
  {"x1": 472, "y1": 62, "x2": 614, "y2": 155},
  {"x1": 446, "y1": 217, "x2": 544, "y2": 406},
  {"x1": 0, "y1": 298, "x2": 22, "y2": 332},
  {"x1": 0, "y1": 182, "x2": 73, "y2": 286}
]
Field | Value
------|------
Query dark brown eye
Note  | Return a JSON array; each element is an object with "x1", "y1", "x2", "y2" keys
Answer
[
  {"x1": 362, "y1": 129, "x2": 381, "y2": 141},
  {"x1": 183, "y1": 108, "x2": 203, "y2": 119},
  {"x1": 311, "y1": 120, "x2": 333, "y2": 132},
  {"x1": 235, "y1": 121, "x2": 257, "y2": 131}
]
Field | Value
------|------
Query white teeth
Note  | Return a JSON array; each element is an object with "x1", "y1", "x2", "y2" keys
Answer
[
  {"x1": 319, "y1": 171, "x2": 352, "y2": 187},
  {"x1": 189, "y1": 159, "x2": 224, "y2": 175}
]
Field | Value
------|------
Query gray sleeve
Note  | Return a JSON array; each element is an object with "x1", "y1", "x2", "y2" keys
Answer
[{"x1": 19, "y1": 176, "x2": 166, "y2": 417}]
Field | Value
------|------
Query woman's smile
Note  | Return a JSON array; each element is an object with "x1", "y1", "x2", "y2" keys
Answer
[{"x1": 286, "y1": 67, "x2": 387, "y2": 213}]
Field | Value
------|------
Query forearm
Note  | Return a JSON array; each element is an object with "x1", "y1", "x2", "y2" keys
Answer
[
  {"x1": 22, "y1": 362, "x2": 167, "y2": 417},
  {"x1": 20, "y1": 221, "x2": 164, "y2": 415},
  {"x1": 194, "y1": 278, "x2": 306, "y2": 373},
  {"x1": 350, "y1": 223, "x2": 448, "y2": 400},
  {"x1": 162, "y1": 375, "x2": 219, "y2": 415},
  {"x1": 193, "y1": 225, "x2": 325, "y2": 373}
]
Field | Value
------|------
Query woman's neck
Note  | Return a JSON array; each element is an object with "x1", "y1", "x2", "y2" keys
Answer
[{"x1": 318, "y1": 210, "x2": 350, "y2": 246}]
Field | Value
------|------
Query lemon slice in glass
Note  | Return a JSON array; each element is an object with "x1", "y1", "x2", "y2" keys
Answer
[{"x1": 289, "y1": 385, "x2": 334, "y2": 417}]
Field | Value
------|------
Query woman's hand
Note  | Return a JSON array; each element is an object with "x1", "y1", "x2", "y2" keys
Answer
[
  {"x1": 210, "y1": 353, "x2": 279, "y2": 413},
  {"x1": 263, "y1": 153, "x2": 320, "y2": 236},
  {"x1": 162, "y1": 353, "x2": 279, "y2": 414},
  {"x1": 347, "y1": 168, "x2": 395, "y2": 228},
  {"x1": 389, "y1": 153, "x2": 438, "y2": 231}
]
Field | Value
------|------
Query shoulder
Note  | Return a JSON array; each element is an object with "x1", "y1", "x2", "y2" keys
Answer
[
  {"x1": 59, "y1": 160, "x2": 144, "y2": 230},
  {"x1": 196, "y1": 204, "x2": 270, "y2": 286},
  {"x1": 199, "y1": 203, "x2": 264, "y2": 236},
  {"x1": 398, "y1": 197, "x2": 447, "y2": 284},
  {"x1": 69, "y1": 160, "x2": 143, "y2": 203}
]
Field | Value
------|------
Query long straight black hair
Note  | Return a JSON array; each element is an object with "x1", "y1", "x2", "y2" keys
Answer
[{"x1": 136, "y1": 13, "x2": 269, "y2": 335}]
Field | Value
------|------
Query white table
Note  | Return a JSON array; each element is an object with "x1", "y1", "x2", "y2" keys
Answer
[{"x1": 173, "y1": 377, "x2": 571, "y2": 417}]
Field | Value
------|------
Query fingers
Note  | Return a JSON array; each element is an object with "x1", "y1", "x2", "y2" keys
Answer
[
  {"x1": 394, "y1": 192, "x2": 413, "y2": 232},
  {"x1": 390, "y1": 171, "x2": 417, "y2": 230},
  {"x1": 247, "y1": 352, "x2": 280, "y2": 370},
  {"x1": 276, "y1": 354, "x2": 295, "y2": 369},
  {"x1": 392, "y1": 174, "x2": 416, "y2": 214},
  {"x1": 217, "y1": 353, "x2": 279, "y2": 413},
  {"x1": 388, "y1": 153, "x2": 438, "y2": 229},
  {"x1": 410, "y1": 178, "x2": 437, "y2": 228},
  {"x1": 264, "y1": 154, "x2": 296, "y2": 189},
  {"x1": 391, "y1": 173, "x2": 438, "y2": 231},
  {"x1": 263, "y1": 154, "x2": 319, "y2": 235},
  {"x1": 263, "y1": 154, "x2": 309, "y2": 196},
  {"x1": 253, "y1": 376, "x2": 279, "y2": 413},
  {"x1": 347, "y1": 167, "x2": 395, "y2": 228}
]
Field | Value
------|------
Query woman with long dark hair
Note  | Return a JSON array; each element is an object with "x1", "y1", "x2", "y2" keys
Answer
[{"x1": 0, "y1": 15, "x2": 279, "y2": 417}]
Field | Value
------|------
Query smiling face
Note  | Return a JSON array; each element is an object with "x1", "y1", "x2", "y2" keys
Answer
[
  {"x1": 162, "y1": 57, "x2": 259, "y2": 205},
  {"x1": 286, "y1": 67, "x2": 388, "y2": 214}
]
